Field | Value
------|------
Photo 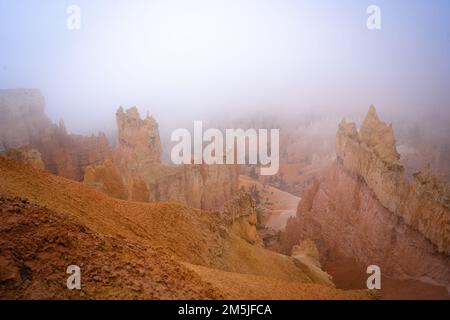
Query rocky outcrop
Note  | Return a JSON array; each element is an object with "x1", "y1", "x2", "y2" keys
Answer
[
  {"x1": 223, "y1": 191, "x2": 259, "y2": 244},
  {"x1": 280, "y1": 106, "x2": 450, "y2": 290},
  {"x1": 115, "y1": 107, "x2": 162, "y2": 175},
  {"x1": 83, "y1": 159, "x2": 127, "y2": 200},
  {"x1": 0, "y1": 90, "x2": 239, "y2": 209},
  {"x1": 84, "y1": 107, "x2": 239, "y2": 210},
  {"x1": 0, "y1": 89, "x2": 52, "y2": 150},
  {"x1": 1, "y1": 145, "x2": 45, "y2": 170},
  {"x1": 0, "y1": 89, "x2": 113, "y2": 181},
  {"x1": 144, "y1": 164, "x2": 239, "y2": 209},
  {"x1": 336, "y1": 105, "x2": 449, "y2": 254},
  {"x1": 0, "y1": 158, "x2": 374, "y2": 299},
  {"x1": 291, "y1": 240, "x2": 334, "y2": 287},
  {"x1": 33, "y1": 128, "x2": 113, "y2": 181}
]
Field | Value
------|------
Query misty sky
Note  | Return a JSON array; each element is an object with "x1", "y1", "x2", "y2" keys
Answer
[{"x1": 0, "y1": 0, "x2": 449, "y2": 134}]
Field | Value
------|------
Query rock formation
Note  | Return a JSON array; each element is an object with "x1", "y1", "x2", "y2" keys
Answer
[
  {"x1": 280, "y1": 105, "x2": 450, "y2": 291},
  {"x1": 33, "y1": 128, "x2": 113, "y2": 181},
  {"x1": 84, "y1": 107, "x2": 239, "y2": 210},
  {"x1": 336, "y1": 105, "x2": 449, "y2": 254},
  {"x1": 0, "y1": 89, "x2": 52, "y2": 150},
  {"x1": 0, "y1": 89, "x2": 113, "y2": 181},
  {"x1": 0, "y1": 89, "x2": 238, "y2": 209},
  {"x1": 1, "y1": 145, "x2": 45, "y2": 170},
  {"x1": 223, "y1": 191, "x2": 259, "y2": 245},
  {"x1": 0, "y1": 157, "x2": 372, "y2": 299},
  {"x1": 291, "y1": 240, "x2": 334, "y2": 287},
  {"x1": 83, "y1": 159, "x2": 127, "y2": 200},
  {"x1": 115, "y1": 107, "x2": 162, "y2": 174}
]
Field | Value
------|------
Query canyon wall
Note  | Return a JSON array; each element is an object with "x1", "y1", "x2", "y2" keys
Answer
[
  {"x1": 2, "y1": 145, "x2": 45, "y2": 170},
  {"x1": 223, "y1": 191, "x2": 259, "y2": 245},
  {"x1": 281, "y1": 106, "x2": 450, "y2": 289},
  {"x1": 336, "y1": 105, "x2": 449, "y2": 254},
  {"x1": 0, "y1": 90, "x2": 238, "y2": 209},
  {"x1": 0, "y1": 89, "x2": 50, "y2": 149},
  {"x1": 84, "y1": 107, "x2": 239, "y2": 210},
  {"x1": 0, "y1": 89, "x2": 113, "y2": 181}
]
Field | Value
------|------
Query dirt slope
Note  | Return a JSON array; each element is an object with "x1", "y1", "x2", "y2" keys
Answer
[
  {"x1": 0, "y1": 157, "x2": 372, "y2": 299},
  {"x1": 185, "y1": 263, "x2": 371, "y2": 300},
  {"x1": 0, "y1": 196, "x2": 221, "y2": 299}
]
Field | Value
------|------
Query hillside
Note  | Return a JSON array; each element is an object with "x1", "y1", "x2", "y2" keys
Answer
[{"x1": 0, "y1": 157, "x2": 371, "y2": 299}]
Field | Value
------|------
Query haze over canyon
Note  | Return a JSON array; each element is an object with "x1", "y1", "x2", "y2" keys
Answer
[
  {"x1": 0, "y1": 89, "x2": 448, "y2": 299},
  {"x1": 1, "y1": 0, "x2": 449, "y2": 301}
]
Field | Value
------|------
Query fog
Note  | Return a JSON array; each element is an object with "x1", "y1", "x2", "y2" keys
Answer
[{"x1": 0, "y1": 0, "x2": 449, "y2": 138}]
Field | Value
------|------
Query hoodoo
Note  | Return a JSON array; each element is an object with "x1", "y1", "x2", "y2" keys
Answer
[
  {"x1": 84, "y1": 107, "x2": 240, "y2": 210},
  {"x1": 281, "y1": 105, "x2": 450, "y2": 293}
]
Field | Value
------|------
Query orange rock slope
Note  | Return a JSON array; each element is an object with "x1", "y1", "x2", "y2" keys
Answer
[{"x1": 0, "y1": 156, "x2": 372, "y2": 300}]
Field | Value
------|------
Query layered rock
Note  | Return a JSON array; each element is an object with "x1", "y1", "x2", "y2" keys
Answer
[
  {"x1": 0, "y1": 158, "x2": 373, "y2": 299},
  {"x1": 115, "y1": 107, "x2": 162, "y2": 175},
  {"x1": 223, "y1": 191, "x2": 259, "y2": 244},
  {"x1": 33, "y1": 127, "x2": 113, "y2": 181},
  {"x1": 0, "y1": 89, "x2": 238, "y2": 209},
  {"x1": 83, "y1": 159, "x2": 127, "y2": 200},
  {"x1": 280, "y1": 106, "x2": 450, "y2": 290},
  {"x1": 336, "y1": 105, "x2": 449, "y2": 254},
  {"x1": 84, "y1": 107, "x2": 239, "y2": 210},
  {"x1": 146, "y1": 163, "x2": 239, "y2": 209},
  {"x1": 1, "y1": 145, "x2": 45, "y2": 170},
  {"x1": 0, "y1": 89, "x2": 52, "y2": 150},
  {"x1": 0, "y1": 89, "x2": 113, "y2": 181},
  {"x1": 291, "y1": 240, "x2": 334, "y2": 287}
]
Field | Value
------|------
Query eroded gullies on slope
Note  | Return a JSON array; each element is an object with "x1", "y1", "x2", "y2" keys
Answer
[
  {"x1": 1, "y1": 89, "x2": 447, "y2": 299},
  {"x1": 0, "y1": 156, "x2": 371, "y2": 299}
]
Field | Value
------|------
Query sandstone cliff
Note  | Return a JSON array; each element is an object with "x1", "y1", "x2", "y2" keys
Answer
[
  {"x1": 291, "y1": 240, "x2": 335, "y2": 287},
  {"x1": 336, "y1": 105, "x2": 449, "y2": 254},
  {"x1": 84, "y1": 107, "x2": 239, "y2": 210},
  {"x1": 1, "y1": 145, "x2": 45, "y2": 170},
  {"x1": 0, "y1": 89, "x2": 113, "y2": 181},
  {"x1": 115, "y1": 106, "x2": 162, "y2": 174},
  {"x1": 0, "y1": 90, "x2": 238, "y2": 209},
  {"x1": 223, "y1": 191, "x2": 259, "y2": 245},
  {"x1": 280, "y1": 106, "x2": 450, "y2": 291},
  {"x1": 0, "y1": 89, "x2": 51, "y2": 150},
  {"x1": 83, "y1": 159, "x2": 127, "y2": 200},
  {"x1": 33, "y1": 128, "x2": 113, "y2": 181}
]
